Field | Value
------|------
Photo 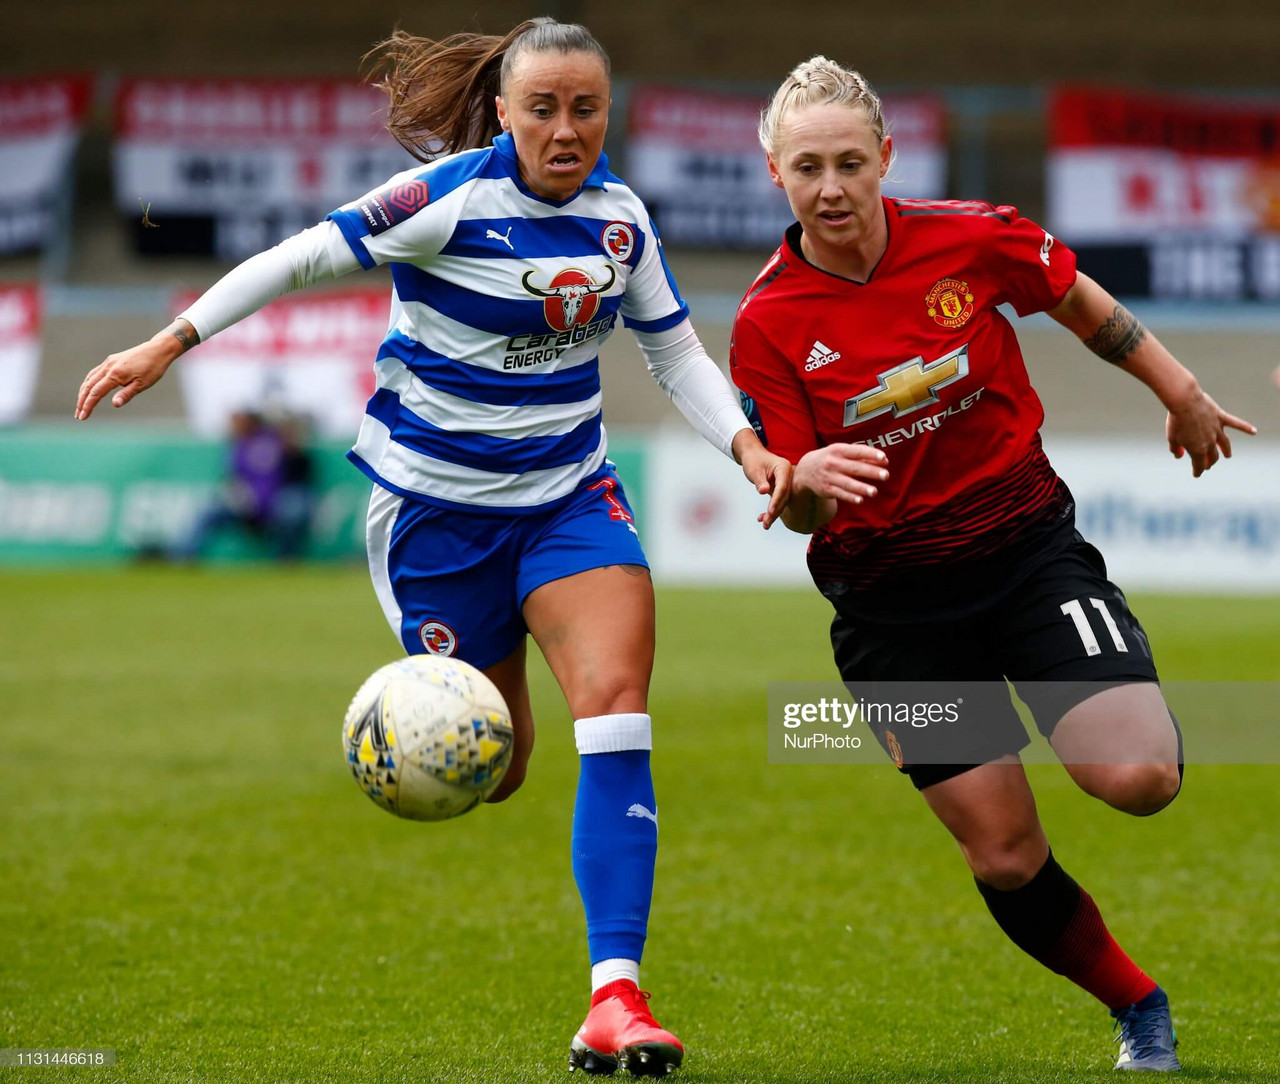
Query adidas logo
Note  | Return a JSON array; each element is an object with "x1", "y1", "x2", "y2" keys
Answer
[{"x1": 804, "y1": 340, "x2": 842, "y2": 372}]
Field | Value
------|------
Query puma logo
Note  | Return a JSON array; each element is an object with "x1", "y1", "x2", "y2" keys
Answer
[
  {"x1": 626, "y1": 803, "x2": 658, "y2": 826},
  {"x1": 486, "y1": 226, "x2": 514, "y2": 251}
]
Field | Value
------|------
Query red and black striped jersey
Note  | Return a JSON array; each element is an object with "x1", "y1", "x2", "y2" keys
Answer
[{"x1": 729, "y1": 197, "x2": 1077, "y2": 597}]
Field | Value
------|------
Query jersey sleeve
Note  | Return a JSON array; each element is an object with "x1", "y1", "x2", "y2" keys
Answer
[
  {"x1": 325, "y1": 165, "x2": 467, "y2": 270},
  {"x1": 728, "y1": 313, "x2": 821, "y2": 464},
  {"x1": 986, "y1": 206, "x2": 1078, "y2": 317},
  {"x1": 619, "y1": 212, "x2": 691, "y2": 334}
]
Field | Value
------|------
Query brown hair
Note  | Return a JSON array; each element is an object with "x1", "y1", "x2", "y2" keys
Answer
[{"x1": 365, "y1": 17, "x2": 611, "y2": 163}]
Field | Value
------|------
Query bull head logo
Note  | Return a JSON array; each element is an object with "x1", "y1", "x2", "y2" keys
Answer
[{"x1": 521, "y1": 265, "x2": 616, "y2": 332}]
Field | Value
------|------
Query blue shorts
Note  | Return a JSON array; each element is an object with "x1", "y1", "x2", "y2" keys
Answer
[{"x1": 365, "y1": 467, "x2": 647, "y2": 670}]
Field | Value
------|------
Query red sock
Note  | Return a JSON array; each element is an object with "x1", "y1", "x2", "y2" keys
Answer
[
  {"x1": 976, "y1": 851, "x2": 1157, "y2": 1010},
  {"x1": 1043, "y1": 888, "x2": 1157, "y2": 1009}
]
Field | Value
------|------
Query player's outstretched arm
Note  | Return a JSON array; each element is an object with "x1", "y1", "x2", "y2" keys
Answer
[
  {"x1": 780, "y1": 444, "x2": 889, "y2": 534},
  {"x1": 1048, "y1": 272, "x2": 1257, "y2": 477},
  {"x1": 635, "y1": 319, "x2": 796, "y2": 528},
  {"x1": 75, "y1": 221, "x2": 361, "y2": 420}
]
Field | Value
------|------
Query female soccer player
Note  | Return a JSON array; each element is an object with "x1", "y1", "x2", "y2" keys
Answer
[
  {"x1": 730, "y1": 57, "x2": 1257, "y2": 1073},
  {"x1": 76, "y1": 19, "x2": 792, "y2": 1077}
]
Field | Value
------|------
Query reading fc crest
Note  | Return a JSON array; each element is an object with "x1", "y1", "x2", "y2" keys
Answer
[
  {"x1": 419, "y1": 620, "x2": 458, "y2": 656},
  {"x1": 926, "y1": 278, "x2": 975, "y2": 329},
  {"x1": 601, "y1": 221, "x2": 636, "y2": 263}
]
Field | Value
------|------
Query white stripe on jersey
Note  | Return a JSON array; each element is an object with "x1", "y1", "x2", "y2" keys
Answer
[
  {"x1": 375, "y1": 355, "x2": 603, "y2": 439},
  {"x1": 353, "y1": 413, "x2": 609, "y2": 508}
]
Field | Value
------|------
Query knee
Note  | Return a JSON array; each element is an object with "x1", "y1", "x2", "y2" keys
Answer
[
  {"x1": 965, "y1": 828, "x2": 1047, "y2": 890},
  {"x1": 569, "y1": 673, "x2": 649, "y2": 719},
  {"x1": 1090, "y1": 762, "x2": 1182, "y2": 816}
]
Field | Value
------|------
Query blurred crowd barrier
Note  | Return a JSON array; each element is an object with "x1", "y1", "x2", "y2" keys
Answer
[
  {"x1": 3, "y1": 75, "x2": 1280, "y2": 434},
  {"x1": 5, "y1": 76, "x2": 1279, "y2": 282}
]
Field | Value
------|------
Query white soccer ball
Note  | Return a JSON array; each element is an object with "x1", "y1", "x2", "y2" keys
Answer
[{"x1": 342, "y1": 655, "x2": 514, "y2": 821}]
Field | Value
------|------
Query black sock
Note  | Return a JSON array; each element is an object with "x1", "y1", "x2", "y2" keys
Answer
[
  {"x1": 975, "y1": 850, "x2": 1156, "y2": 1007},
  {"x1": 974, "y1": 850, "x2": 1080, "y2": 957}
]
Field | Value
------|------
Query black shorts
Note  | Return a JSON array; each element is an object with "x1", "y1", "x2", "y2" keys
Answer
[{"x1": 828, "y1": 529, "x2": 1160, "y2": 790}]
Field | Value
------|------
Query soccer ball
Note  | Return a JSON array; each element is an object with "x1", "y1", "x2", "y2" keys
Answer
[{"x1": 342, "y1": 655, "x2": 514, "y2": 821}]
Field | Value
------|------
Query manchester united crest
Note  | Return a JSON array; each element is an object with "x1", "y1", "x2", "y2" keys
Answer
[
  {"x1": 926, "y1": 278, "x2": 975, "y2": 329},
  {"x1": 885, "y1": 730, "x2": 904, "y2": 769}
]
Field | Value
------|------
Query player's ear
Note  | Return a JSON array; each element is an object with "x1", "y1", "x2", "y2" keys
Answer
[
  {"x1": 766, "y1": 152, "x2": 785, "y2": 191},
  {"x1": 495, "y1": 95, "x2": 511, "y2": 133},
  {"x1": 879, "y1": 135, "x2": 892, "y2": 179}
]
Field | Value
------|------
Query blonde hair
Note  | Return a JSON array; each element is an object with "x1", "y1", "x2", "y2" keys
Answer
[{"x1": 758, "y1": 56, "x2": 887, "y2": 156}]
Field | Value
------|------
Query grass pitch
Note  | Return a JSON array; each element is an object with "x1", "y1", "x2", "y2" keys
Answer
[{"x1": 2, "y1": 569, "x2": 1278, "y2": 1082}]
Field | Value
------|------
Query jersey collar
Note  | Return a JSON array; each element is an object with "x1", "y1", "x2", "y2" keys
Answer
[
  {"x1": 492, "y1": 132, "x2": 611, "y2": 205},
  {"x1": 784, "y1": 197, "x2": 897, "y2": 286}
]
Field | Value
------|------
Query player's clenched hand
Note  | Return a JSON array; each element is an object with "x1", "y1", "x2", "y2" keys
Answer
[
  {"x1": 794, "y1": 443, "x2": 888, "y2": 505},
  {"x1": 1164, "y1": 384, "x2": 1256, "y2": 478},
  {"x1": 75, "y1": 327, "x2": 190, "y2": 420}
]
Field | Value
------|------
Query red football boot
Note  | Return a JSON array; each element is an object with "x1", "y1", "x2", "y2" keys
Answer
[{"x1": 568, "y1": 980, "x2": 684, "y2": 1077}]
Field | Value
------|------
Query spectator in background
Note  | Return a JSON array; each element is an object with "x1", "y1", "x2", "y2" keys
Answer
[
  {"x1": 174, "y1": 410, "x2": 314, "y2": 561},
  {"x1": 273, "y1": 414, "x2": 317, "y2": 560}
]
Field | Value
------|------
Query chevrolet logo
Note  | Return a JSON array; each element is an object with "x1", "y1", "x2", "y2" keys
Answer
[{"x1": 843, "y1": 344, "x2": 969, "y2": 427}]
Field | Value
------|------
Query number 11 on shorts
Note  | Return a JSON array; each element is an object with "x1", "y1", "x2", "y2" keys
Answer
[{"x1": 1060, "y1": 597, "x2": 1129, "y2": 656}]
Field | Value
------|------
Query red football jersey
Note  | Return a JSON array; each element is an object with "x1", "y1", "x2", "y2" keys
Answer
[{"x1": 730, "y1": 197, "x2": 1077, "y2": 592}]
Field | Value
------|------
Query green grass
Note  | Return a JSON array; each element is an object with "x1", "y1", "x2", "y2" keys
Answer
[{"x1": 2, "y1": 570, "x2": 1277, "y2": 1082}]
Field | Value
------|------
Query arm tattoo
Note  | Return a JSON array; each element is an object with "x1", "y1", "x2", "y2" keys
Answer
[
  {"x1": 167, "y1": 321, "x2": 200, "y2": 353},
  {"x1": 1083, "y1": 304, "x2": 1147, "y2": 365}
]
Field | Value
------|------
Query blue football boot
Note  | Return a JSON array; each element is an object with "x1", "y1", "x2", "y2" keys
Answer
[{"x1": 1111, "y1": 986, "x2": 1180, "y2": 1071}]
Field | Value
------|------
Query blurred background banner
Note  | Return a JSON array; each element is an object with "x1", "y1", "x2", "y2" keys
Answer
[
  {"x1": 1045, "y1": 438, "x2": 1280, "y2": 591},
  {"x1": 0, "y1": 427, "x2": 369, "y2": 562},
  {"x1": 0, "y1": 284, "x2": 41, "y2": 423},
  {"x1": 626, "y1": 85, "x2": 946, "y2": 247},
  {"x1": 0, "y1": 429, "x2": 645, "y2": 564},
  {"x1": 1049, "y1": 86, "x2": 1280, "y2": 302},
  {"x1": 170, "y1": 287, "x2": 388, "y2": 438},
  {"x1": 114, "y1": 79, "x2": 418, "y2": 260},
  {"x1": 641, "y1": 433, "x2": 1280, "y2": 591},
  {"x1": 0, "y1": 75, "x2": 92, "y2": 254}
]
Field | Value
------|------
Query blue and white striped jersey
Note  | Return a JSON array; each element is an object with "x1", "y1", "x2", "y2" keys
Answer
[{"x1": 327, "y1": 133, "x2": 689, "y2": 512}]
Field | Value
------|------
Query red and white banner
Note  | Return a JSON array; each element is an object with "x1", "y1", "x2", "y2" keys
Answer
[
  {"x1": 0, "y1": 286, "x2": 42, "y2": 424},
  {"x1": 626, "y1": 85, "x2": 946, "y2": 247},
  {"x1": 0, "y1": 76, "x2": 93, "y2": 254},
  {"x1": 172, "y1": 288, "x2": 388, "y2": 438},
  {"x1": 1048, "y1": 87, "x2": 1280, "y2": 301},
  {"x1": 116, "y1": 80, "x2": 417, "y2": 260}
]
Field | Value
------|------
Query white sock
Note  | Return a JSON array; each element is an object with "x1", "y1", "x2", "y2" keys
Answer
[{"x1": 592, "y1": 958, "x2": 640, "y2": 992}]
